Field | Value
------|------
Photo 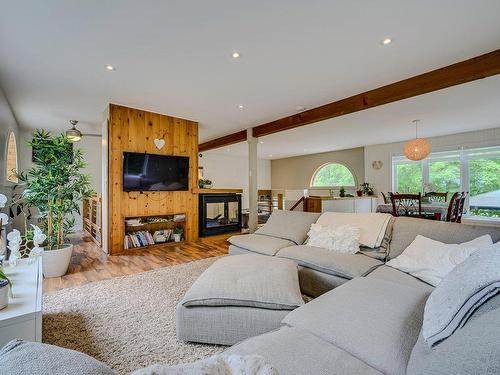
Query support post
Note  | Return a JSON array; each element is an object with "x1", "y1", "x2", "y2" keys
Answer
[{"x1": 247, "y1": 129, "x2": 258, "y2": 233}]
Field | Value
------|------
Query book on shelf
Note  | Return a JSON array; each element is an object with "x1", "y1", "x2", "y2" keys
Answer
[{"x1": 124, "y1": 230, "x2": 155, "y2": 249}]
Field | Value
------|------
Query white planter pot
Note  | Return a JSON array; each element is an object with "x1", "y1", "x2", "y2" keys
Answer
[
  {"x1": 42, "y1": 244, "x2": 73, "y2": 278},
  {"x1": 0, "y1": 280, "x2": 9, "y2": 310},
  {"x1": 173, "y1": 234, "x2": 182, "y2": 242}
]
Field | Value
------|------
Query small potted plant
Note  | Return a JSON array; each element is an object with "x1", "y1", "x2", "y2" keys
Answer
[
  {"x1": 173, "y1": 227, "x2": 183, "y2": 242},
  {"x1": 198, "y1": 179, "x2": 213, "y2": 189},
  {"x1": 339, "y1": 187, "x2": 346, "y2": 198},
  {"x1": 0, "y1": 267, "x2": 10, "y2": 310},
  {"x1": 360, "y1": 182, "x2": 374, "y2": 196}
]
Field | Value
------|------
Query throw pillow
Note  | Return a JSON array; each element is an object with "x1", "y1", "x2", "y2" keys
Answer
[
  {"x1": 386, "y1": 234, "x2": 493, "y2": 286},
  {"x1": 422, "y1": 241, "x2": 500, "y2": 347},
  {"x1": 306, "y1": 223, "x2": 360, "y2": 254}
]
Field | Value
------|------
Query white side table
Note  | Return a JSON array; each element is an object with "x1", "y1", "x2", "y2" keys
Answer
[{"x1": 0, "y1": 257, "x2": 43, "y2": 348}]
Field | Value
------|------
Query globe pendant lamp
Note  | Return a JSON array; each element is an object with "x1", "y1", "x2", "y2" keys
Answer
[
  {"x1": 66, "y1": 120, "x2": 82, "y2": 142},
  {"x1": 404, "y1": 120, "x2": 431, "y2": 161}
]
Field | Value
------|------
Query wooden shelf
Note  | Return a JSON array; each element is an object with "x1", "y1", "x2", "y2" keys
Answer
[
  {"x1": 83, "y1": 194, "x2": 101, "y2": 247},
  {"x1": 124, "y1": 213, "x2": 186, "y2": 250},
  {"x1": 193, "y1": 188, "x2": 243, "y2": 194}
]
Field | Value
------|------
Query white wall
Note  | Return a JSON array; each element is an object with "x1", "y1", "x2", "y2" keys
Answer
[
  {"x1": 18, "y1": 129, "x2": 102, "y2": 231},
  {"x1": 365, "y1": 127, "x2": 500, "y2": 199},
  {"x1": 199, "y1": 151, "x2": 271, "y2": 209}
]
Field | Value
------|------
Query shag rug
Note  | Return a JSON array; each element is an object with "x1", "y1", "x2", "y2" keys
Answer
[{"x1": 43, "y1": 257, "x2": 225, "y2": 375}]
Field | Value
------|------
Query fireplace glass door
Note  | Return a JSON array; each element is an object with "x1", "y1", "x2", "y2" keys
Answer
[{"x1": 199, "y1": 194, "x2": 242, "y2": 236}]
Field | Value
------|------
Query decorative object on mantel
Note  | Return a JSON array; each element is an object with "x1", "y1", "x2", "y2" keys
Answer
[
  {"x1": 198, "y1": 178, "x2": 213, "y2": 189},
  {"x1": 371, "y1": 160, "x2": 383, "y2": 170},
  {"x1": 360, "y1": 182, "x2": 374, "y2": 196},
  {"x1": 154, "y1": 138, "x2": 165, "y2": 150},
  {"x1": 404, "y1": 119, "x2": 431, "y2": 161}
]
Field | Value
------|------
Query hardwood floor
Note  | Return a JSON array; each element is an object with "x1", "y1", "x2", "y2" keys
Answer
[{"x1": 43, "y1": 232, "x2": 230, "y2": 293}]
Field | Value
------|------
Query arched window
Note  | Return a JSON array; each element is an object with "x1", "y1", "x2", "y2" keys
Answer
[
  {"x1": 6, "y1": 131, "x2": 18, "y2": 183},
  {"x1": 311, "y1": 162, "x2": 356, "y2": 187}
]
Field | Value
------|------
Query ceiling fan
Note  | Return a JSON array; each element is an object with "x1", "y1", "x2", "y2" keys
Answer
[{"x1": 66, "y1": 120, "x2": 101, "y2": 142}]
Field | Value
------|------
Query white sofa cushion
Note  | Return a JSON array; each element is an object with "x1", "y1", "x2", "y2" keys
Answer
[
  {"x1": 255, "y1": 210, "x2": 321, "y2": 245},
  {"x1": 181, "y1": 254, "x2": 304, "y2": 310},
  {"x1": 228, "y1": 234, "x2": 295, "y2": 256},
  {"x1": 276, "y1": 245, "x2": 382, "y2": 279},
  {"x1": 387, "y1": 234, "x2": 492, "y2": 286},
  {"x1": 283, "y1": 277, "x2": 431, "y2": 375},
  {"x1": 307, "y1": 223, "x2": 360, "y2": 254}
]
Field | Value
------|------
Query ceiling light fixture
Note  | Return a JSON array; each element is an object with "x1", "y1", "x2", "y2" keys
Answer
[
  {"x1": 66, "y1": 120, "x2": 82, "y2": 142},
  {"x1": 105, "y1": 64, "x2": 116, "y2": 71},
  {"x1": 232, "y1": 52, "x2": 240, "y2": 59},
  {"x1": 382, "y1": 38, "x2": 392, "y2": 45},
  {"x1": 404, "y1": 120, "x2": 431, "y2": 161},
  {"x1": 295, "y1": 106, "x2": 306, "y2": 111},
  {"x1": 238, "y1": 104, "x2": 244, "y2": 109}
]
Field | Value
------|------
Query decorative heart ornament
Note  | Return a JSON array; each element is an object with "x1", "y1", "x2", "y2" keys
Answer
[{"x1": 154, "y1": 138, "x2": 165, "y2": 150}]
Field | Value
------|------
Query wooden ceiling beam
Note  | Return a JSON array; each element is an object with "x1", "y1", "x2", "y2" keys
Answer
[
  {"x1": 198, "y1": 49, "x2": 500, "y2": 150},
  {"x1": 198, "y1": 129, "x2": 247, "y2": 152},
  {"x1": 253, "y1": 49, "x2": 500, "y2": 137}
]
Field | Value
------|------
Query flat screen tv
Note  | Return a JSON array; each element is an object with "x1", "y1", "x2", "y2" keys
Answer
[{"x1": 123, "y1": 152, "x2": 189, "y2": 192}]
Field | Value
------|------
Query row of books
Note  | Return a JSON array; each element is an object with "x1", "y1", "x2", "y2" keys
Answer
[{"x1": 124, "y1": 231, "x2": 155, "y2": 249}]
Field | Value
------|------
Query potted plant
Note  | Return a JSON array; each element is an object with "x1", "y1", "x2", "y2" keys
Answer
[
  {"x1": 17, "y1": 130, "x2": 93, "y2": 277},
  {"x1": 360, "y1": 182, "x2": 374, "y2": 196},
  {"x1": 339, "y1": 187, "x2": 346, "y2": 198},
  {"x1": 173, "y1": 227, "x2": 183, "y2": 242},
  {"x1": 198, "y1": 178, "x2": 213, "y2": 189},
  {"x1": 0, "y1": 268, "x2": 10, "y2": 310}
]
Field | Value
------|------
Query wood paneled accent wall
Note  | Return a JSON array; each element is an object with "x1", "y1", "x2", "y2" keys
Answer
[{"x1": 107, "y1": 104, "x2": 199, "y2": 255}]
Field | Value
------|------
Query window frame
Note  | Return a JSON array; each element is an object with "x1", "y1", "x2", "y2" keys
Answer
[
  {"x1": 392, "y1": 146, "x2": 500, "y2": 221},
  {"x1": 310, "y1": 162, "x2": 357, "y2": 189},
  {"x1": 5, "y1": 130, "x2": 19, "y2": 184}
]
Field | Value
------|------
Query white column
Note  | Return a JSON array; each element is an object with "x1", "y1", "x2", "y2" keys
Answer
[{"x1": 247, "y1": 129, "x2": 258, "y2": 233}]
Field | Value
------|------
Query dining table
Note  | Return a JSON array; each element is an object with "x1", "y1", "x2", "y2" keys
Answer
[{"x1": 376, "y1": 202, "x2": 449, "y2": 220}]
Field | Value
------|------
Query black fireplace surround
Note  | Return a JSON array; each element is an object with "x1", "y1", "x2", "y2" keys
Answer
[{"x1": 199, "y1": 193, "x2": 242, "y2": 237}]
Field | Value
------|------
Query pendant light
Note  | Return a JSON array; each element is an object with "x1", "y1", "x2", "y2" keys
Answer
[
  {"x1": 66, "y1": 120, "x2": 82, "y2": 142},
  {"x1": 404, "y1": 120, "x2": 431, "y2": 161}
]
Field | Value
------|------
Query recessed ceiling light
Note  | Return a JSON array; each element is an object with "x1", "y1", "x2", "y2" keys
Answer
[
  {"x1": 295, "y1": 106, "x2": 306, "y2": 111},
  {"x1": 238, "y1": 104, "x2": 244, "y2": 109},
  {"x1": 105, "y1": 64, "x2": 116, "y2": 71},
  {"x1": 232, "y1": 52, "x2": 240, "y2": 58},
  {"x1": 226, "y1": 148, "x2": 231, "y2": 152},
  {"x1": 381, "y1": 38, "x2": 392, "y2": 45},
  {"x1": 269, "y1": 154, "x2": 273, "y2": 157},
  {"x1": 259, "y1": 141, "x2": 264, "y2": 144}
]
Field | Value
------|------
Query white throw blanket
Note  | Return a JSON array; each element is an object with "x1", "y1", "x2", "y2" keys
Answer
[
  {"x1": 316, "y1": 212, "x2": 391, "y2": 248},
  {"x1": 130, "y1": 354, "x2": 278, "y2": 375}
]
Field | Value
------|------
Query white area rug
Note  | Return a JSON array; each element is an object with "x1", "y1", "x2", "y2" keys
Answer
[{"x1": 43, "y1": 257, "x2": 225, "y2": 374}]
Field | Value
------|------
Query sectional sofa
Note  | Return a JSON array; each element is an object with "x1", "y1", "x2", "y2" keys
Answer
[
  {"x1": 2, "y1": 210, "x2": 500, "y2": 375},
  {"x1": 224, "y1": 210, "x2": 500, "y2": 374}
]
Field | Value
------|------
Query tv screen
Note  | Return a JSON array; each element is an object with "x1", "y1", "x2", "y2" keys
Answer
[{"x1": 123, "y1": 152, "x2": 189, "y2": 192}]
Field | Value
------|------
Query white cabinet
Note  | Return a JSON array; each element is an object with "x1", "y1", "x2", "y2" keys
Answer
[
  {"x1": 321, "y1": 197, "x2": 378, "y2": 213},
  {"x1": 0, "y1": 258, "x2": 42, "y2": 348}
]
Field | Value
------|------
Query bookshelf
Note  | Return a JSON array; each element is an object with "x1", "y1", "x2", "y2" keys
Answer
[
  {"x1": 258, "y1": 189, "x2": 273, "y2": 224},
  {"x1": 123, "y1": 213, "x2": 186, "y2": 250},
  {"x1": 83, "y1": 194, "x2": 101, "y2": 247}
]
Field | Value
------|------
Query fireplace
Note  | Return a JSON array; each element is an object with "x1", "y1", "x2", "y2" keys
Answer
[{"x1": 199, "y1": 193, "x2": 242, "y2": 237}]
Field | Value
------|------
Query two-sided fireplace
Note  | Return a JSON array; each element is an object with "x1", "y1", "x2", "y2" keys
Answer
[{"x1": 199, "y1": 193, "x2": 242, "y2": 237}]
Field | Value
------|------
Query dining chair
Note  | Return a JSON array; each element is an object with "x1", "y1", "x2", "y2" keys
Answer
[
  {"x1": 453, "y1": 192, "x2": 468, "y2": 223},
  {"x1": 445, "y1": 192, "x2": 459, "y2": 222},
  {"x1": 425, "y1": 192, "x2": 448, "y2": 202},
  {"x1": 390, "y1": 193, "x2": 422, "y2": 217},
  {"x1": 381, "y1": 192, "x2": 388, "y2": 204}
]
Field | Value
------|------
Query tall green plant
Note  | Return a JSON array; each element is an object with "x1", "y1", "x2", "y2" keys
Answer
[{"x1": 18, "y1": 129, "x2": 94, "y2": 250}]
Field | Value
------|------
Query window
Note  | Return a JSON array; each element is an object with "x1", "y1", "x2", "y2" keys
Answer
[
  {"x1": 311, "y1": 163, "x2": 356, "y2": 187},
  {"x1": 392, "y1": 146, "x2": 500, "y2": 220},
  {"x1": 6, "y1": 131, "x2": 18, "y2": 183}
]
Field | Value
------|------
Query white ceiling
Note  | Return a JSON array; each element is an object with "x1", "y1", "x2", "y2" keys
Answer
[
  {"x1": 1, "y1": 1, "x2": 499, "y2": 145},
  {"x1": 213, "y1": 75, "x2": 500, "y2": 159}
]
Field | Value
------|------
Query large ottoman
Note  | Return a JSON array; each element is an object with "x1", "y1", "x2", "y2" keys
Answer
[{"x1": 176, "y1": 254, "x2": 304, "y2": 345}]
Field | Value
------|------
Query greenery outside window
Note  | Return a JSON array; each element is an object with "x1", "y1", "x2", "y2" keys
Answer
[
  {"x1": 311, "y1": 162, "x2": 356, "y2": 188},
  {"x1": 392, "y1": 146, "x2": 500, "y2": 220}
]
